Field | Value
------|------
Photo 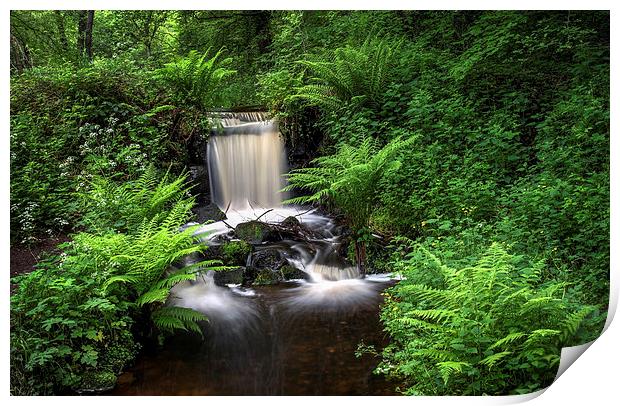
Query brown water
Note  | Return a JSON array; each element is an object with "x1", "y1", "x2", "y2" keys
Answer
[{"x1": 111, "y1": 281, "x2": 397, "y2": 396}]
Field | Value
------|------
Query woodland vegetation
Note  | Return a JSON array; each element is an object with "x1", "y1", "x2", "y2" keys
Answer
[{"x1": 10, "y1": 10, "x2": 609, "y2": 395}]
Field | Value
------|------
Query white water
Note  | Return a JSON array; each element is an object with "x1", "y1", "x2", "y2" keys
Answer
[
  {"x1": 207, "y1": 119, "x2": 288, "y2": 212},
  {"x1": 171, "y1": 113, "x2": 396, "y2": 321}
]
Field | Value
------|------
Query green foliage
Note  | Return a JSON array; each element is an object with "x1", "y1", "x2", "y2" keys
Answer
[
  {"x1": 151, "y1": 307, "x2": 209, "y2": 335},
  {"x1": 155, "y1": 49, "x2": 236, "y2": 110},
  {"x1": 284, "y1": 136, "x2": 415, "y2": 272},
  {"x1": 78, "y1": 166, "x2": 193, "y2": 233},
  {"x1": 284, "y1": 136, "x2": 414, "y2": 232},
  {"x1": 289, "y1": 37, "x2": 402, "y2": 112},
  {"x1": 372, "y1": 243, "x2": 600, "y2": 395},
  {"x1": 10, "y1": 10, "x2": 609, "y2": 396},
  {"x1": 10, "y1": 173, "x2": 215, "y2": 394},
  {"x1": 10, "y1": 59, "x2": 203, "y2": 244},
  {"x1": 10, "y1": 241, "x2": 138, "y2": 395},
  {"x1": 220, "y1": 240, "x2": 253, "y2": 266}
]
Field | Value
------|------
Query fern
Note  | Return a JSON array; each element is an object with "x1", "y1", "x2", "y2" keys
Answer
[
  {"x1": 79, "y1": 166, "x2": 194, "y2": 235},
  {"x1": 289, "y1": 36, "x2": 402, "y2": 111},
  {"x1": 155, "y1": 48, "x2": 236, "y2": 111},
  {"x1": 284, "y1": 136, "x2": 415, "y2": 274},
  {"x1": 74, "y1": 172, "x2": 226, "y2": 338},
  {"x1": 152, "y1": 306, "x2": 208, "y2": 335},
  {"x1": 437, "y1": 361, "x2": 471, "y2": 385},
  {"x1": 372, "y1": 243, "x2": 600, "y2": 395}
]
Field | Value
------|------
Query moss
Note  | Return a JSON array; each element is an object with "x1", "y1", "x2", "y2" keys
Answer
[
  {"x1": 78, "y1": 370, "x2": 117, "y2": 392},
  {"x1": 235, "y1": 221, "x2": 273, "y2": 244},
  {"x1": 280, "y1": 264, "x2": 306, "y2": 280},
  {"x1": 253, "y1": 269, "x2": 282, "y2": 285},
  {"x1": 221, "y1": 240, "x2": 252, "y2": 266},
  {"x1": 101, "y1": 337, "x2": 140, "y2": 373},
  {"x1": 213, "y1": 266, "x2": 245, "y2": 285}
]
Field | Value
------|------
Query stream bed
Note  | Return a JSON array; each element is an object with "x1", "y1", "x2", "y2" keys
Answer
[{"x1": 111, "y1": 279, "x2": 396, "y2": 395}]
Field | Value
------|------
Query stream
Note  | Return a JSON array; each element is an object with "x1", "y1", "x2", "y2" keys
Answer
[{"x1": 111, "y1": 114, "x2": 399, "y2": 396}]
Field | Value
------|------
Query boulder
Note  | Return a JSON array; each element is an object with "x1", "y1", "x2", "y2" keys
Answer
[
  {"x1": 252, "y1": 268, "x2": 284, "y2": 285},
  {"x1": 281, "y1": 216, "x2": 301, "y2": 228},
  {"x1": 192, "y1": 203, "x2": 226, "y2": 223},
  {"x1": 74, "y1": 370, "x2": 117, "y2": 394},
  {"x1": 235, "y1": 220, "x2": 276, "y2": 244},
  {"x1": 280, "y1": 264, "x2": 308, "y2": 281},
  {"x1": 249, "y1": 248, "x2": 286, "y2": 270},
  {"x1": 220, "y1": 240, "x2": 252, "y2": 266},
  {"x1": 213, "y1": 266, "x2": 245, "y2": 286}
]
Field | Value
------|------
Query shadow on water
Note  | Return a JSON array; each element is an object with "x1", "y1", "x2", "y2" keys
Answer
[{"x1": 111, "y1": 279, "x2": 396, "y2": 396}]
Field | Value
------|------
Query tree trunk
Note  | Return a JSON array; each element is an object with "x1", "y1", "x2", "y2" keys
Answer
[
  {"x1": 10, "y1": 31, "x2": 31, "y2": 71},
  {"x1": 77, "y1": 10, "x2": 94, "y2": 61},
  {"x1": 354, "y1": 240, "x2": 367, "y2": 278}
]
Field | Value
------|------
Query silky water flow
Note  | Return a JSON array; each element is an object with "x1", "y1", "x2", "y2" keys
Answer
[{"x1": 111, "y1": 113, "x2": 398, "y2": 395}]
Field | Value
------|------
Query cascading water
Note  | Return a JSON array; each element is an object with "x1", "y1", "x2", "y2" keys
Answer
[
  {"x1": 112, "y1": 113, "x2": 397, "y2": 396},
  {"x1": 207, "y1": 114, "x2": 288, "y2": 211}
]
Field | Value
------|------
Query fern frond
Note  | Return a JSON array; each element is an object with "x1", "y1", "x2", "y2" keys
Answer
[
  {"x1": 136, "y1": 288, "x2": 170, "y2": 306},
  {"x1": 152, "y1": 306, "x2": 208, "y2": 335},
  {"x1": 479, "y1": 351, "x2": 512, "y2": 369}
]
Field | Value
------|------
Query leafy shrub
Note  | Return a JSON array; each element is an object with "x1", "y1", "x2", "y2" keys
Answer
[
  {"x1": 289, "y1": 36, "x2": 402, "y2": 111},
  {"x1": 371, "y1": 243, "x2": 601, "y2": 395},
  {"x1": 77, "y1": 166, "x2": 192, "y2": 233},
  {"x1": 155, "y1": 49, "x2": 236, "y2": 110},
  {"x1": 284, "y1": 136, "x2": 414, "y2": 273},
  {"x1": 10, "y1": 172, "x2": 217, "y2": 394},
  {"x1": 10, "y1": 59, "x2": 208, "y2": 244}
]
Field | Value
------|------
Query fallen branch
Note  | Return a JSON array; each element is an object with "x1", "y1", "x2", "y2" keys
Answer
[{"x1": 255, "y1": 208, "x2": 274, "y2": 222}]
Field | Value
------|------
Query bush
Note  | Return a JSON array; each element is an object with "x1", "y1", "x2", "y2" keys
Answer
[
  {"x1": 10, "y1": 172, "x2": 218, "y2": 394},
  {"x1": 369, "y1": 243, "x2": 602, "y2": 395},
  {"x1": 10, "y1": 60, "x2": 207, "y2": 244},
  {"x1": 155, "y1": 49, "x2": 236, "y2": 111}
]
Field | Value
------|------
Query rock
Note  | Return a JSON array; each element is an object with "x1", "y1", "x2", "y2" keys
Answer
[
  {"x1": 235, "y1": 220, "x2": 276, "y2": 244},
  {"x1": 244, "y1": 249, "x2": 309, "y2": 285},
  {"x1": 281, "y1": 216, "x2": 301, "y2": 228},
  {"x1": 213, "y1": 266, "x2": 245, "y2": 286},
  {"x1": 74, "y1": 370, "x2": 117, "y2": 395},
  {"x1": 192, "y1": 203, "x2": 226, "y2": 223},
  {"x1": 279, "y1": 216, "x2": 322, "y2": 240},
  {"x1": 220, "y1": 240, "x2": 252, "y2": 266},
  {"x1": 249, "y1": 248, "x2": 286, "y2": 270},
  {"x1": 188, "y1": 165, "x2": 211, "y2": 205},
  {"x1": 280, "y1": 264, "x2": 307, "y2": 280},
  {"x1": 252, "y1": 268, "x2": 283, "y2": 285}
]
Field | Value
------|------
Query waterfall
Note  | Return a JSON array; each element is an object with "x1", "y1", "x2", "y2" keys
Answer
[{"x1": 207, "y1": 113, "x2": 288, "y2": 212}]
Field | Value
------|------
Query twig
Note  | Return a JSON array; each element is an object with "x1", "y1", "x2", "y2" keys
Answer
[
  {"x1": 256, "y1": 208, "x2": 274, "y2": 222},
  {"x1": 293, "y1": 207, "x2": 314, "y2": 217}
]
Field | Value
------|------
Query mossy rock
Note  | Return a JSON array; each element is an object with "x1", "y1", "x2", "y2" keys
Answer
[
  {"x1": 280, "y1": 264, "x2": 307, "y2": 281},
  {"x1": 213, "y1": 266, "x2": 245, "y2": 286},
  {"x1": 253, "y1": 268, "x2": 283, "y2": 285},
  {"x1": 281, "y1": 216, "x2": 301, "y2": 228},
  {"x1": 249, "y1": 248, "x2": 286, "y2": 270},
  {"x1": 193, "y1": 203, "x2": 226, "y2": 223},
  {"x1": 235, "y1": 221, "x2": 275, "y2": 244},
  {"x1": 220, "y1": 240, "x2": 252, "y2": 266},
  {"x1": 101, "y1": 335, "x2": 140, "y2": 373},
  {"x1": 75, "y1": 370, "x2": 117, "y2": 394}
]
